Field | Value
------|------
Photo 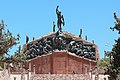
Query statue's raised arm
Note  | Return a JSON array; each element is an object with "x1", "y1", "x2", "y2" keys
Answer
[{"x1": 56, "y1": 6, "x2": 59, "y2": 15}]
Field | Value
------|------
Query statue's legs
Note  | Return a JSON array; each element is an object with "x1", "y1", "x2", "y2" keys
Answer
[
  {"x1": 57, "y1": 21, "x2": 60, "y2": 29},
  {"x1": 59, "y1": 25, "x2": 62, "y2": 31},
  {"x1": 57, "y1": 20, "x2": 62, "y2": 31},
  {"x1": 57, "y1": 25, "x2": 62, "y2": 31}
]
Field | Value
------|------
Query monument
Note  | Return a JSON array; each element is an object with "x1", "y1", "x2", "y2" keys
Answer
[{"x1": 21, "y1": 6, "x2": 100, "y2": 74}]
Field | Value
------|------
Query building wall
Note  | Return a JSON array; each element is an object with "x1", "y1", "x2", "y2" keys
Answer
[
  {"x1": 68, "y1": 54, "x2": 82, "y2": 74},
  {"x1": 10, "y1": 74, "x2": 28, "y2": 80},
  {"x1": 27, "y1": 54, "x2": 52, "y2": 74},
  {"x1": 26, "y1": 51, "x2": 97, "y2": 74},
  {"x1": 0, "y1": 70, "x2": 10, "y2": 80},
  {"x1": 52, "y1": 51, "x2": 68, "y2": 74},
  {"x1": 30, "y1": 74, "x2": 91, "y2": 80}
]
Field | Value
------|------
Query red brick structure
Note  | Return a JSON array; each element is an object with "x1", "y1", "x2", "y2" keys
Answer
[
  {"x1": 24, "y1": 31, "x2": 99, "y2": 74},
  {"x1": 25, "y1": 51, "x2": 97, "y2": 74}
]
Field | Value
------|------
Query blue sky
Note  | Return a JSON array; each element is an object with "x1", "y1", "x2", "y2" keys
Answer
[{"x1": 0, "y1": 0, "x2": 120, "y2": 58}]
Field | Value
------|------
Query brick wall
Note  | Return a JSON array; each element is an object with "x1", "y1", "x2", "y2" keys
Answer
[
  {"x1": 52, "y1": 51, "x2": 68, "y2": 74},
  {"x1": 26, "y1": 51, "x2": 97, "y2": 74},
  {"x1": 27, "y1": 54, "x2": 52, "y2": 74}
]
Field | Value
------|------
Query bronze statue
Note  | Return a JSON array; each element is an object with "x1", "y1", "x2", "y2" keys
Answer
[
  {"x1": 56, "y1": 6, "x2": 65, "y2": 31},
  {"x1": 85, "y1": 35, "x2": 87, "y2": 40},
  {"x1": 33, "y1": 37, "x2": 35, "y2": 40},
  {"x1": 53, "y1": 21, "x2": 56, "y2": 32},
  {"x1": 26, "y1": 35, "x2": 29, "y2": 44},
  {"x1": 79, "y1": 29, "x2": 82, "y2": 38}
]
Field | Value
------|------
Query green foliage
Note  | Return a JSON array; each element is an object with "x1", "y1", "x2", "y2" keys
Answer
[
  {"x1": 112, "y1": 38, "x2": 120, "y2": 68},
  {"x1": 106, "y1": 12, "x2": 120, "y2": 80},
  {"x1": 3, "y1": 45, "x2": 28, "y2": 69},
  {"x1": 0, "y1": 21, "x2": 20, "y2": 55},
  {"x1": 11, "y1": 46, "x2": 27, "y2": 63},
  {"x1": 106, "y1": 35, "x2": 120, "y2": 80},
  {"x1": 106, "y1": 64, "x2": 119, "y2": 80},
  {"x1": 110, "y1": 11, "x2": 120, "y2": 34},
  {"x1": 0, "y1": 20, "x2": 20, "y2": 68},
  {"x1": 97, "y1": 58, "x2": 110, "y2": 67}
]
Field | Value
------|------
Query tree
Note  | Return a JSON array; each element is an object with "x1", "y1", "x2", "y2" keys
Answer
[
  {"x1": 105, "y1": 39, "x2": 120, "y2": 80},
  {"x1": 97, "y1": 58, "x2": 110, "y2": 68},
  {"x1": 7, "y1": 45, "x2": 27, "y2": 69},
  {"x1": 0, "y1": 20, "x2": 20, "y2": 67},
  {"x1": 105, "y1": 11, "x2": 120, "y2": 80}
]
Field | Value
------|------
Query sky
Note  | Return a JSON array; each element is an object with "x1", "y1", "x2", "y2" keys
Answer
[{"x1": 0, "y1": 0, "x2": 120, "y2": 58}]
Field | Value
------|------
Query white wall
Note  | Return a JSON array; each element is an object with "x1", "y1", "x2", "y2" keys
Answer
[
  {"x1": 0, "y1": 70, "x2": 9, "y2": 80},
  {"x1": 92, "y1": 74, "x2": 109, "y2": 80},
  {"x1": 10, "y1": 74, "x2": 28, "y2": 80}
]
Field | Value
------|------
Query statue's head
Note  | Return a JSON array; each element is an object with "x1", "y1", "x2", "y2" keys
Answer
[
  {"x1": 114, "y1": 12, "x2": 116, "y2": 15},
  {"x1": 57, "y1": 6, "x2": 59, "y2": 8}
]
